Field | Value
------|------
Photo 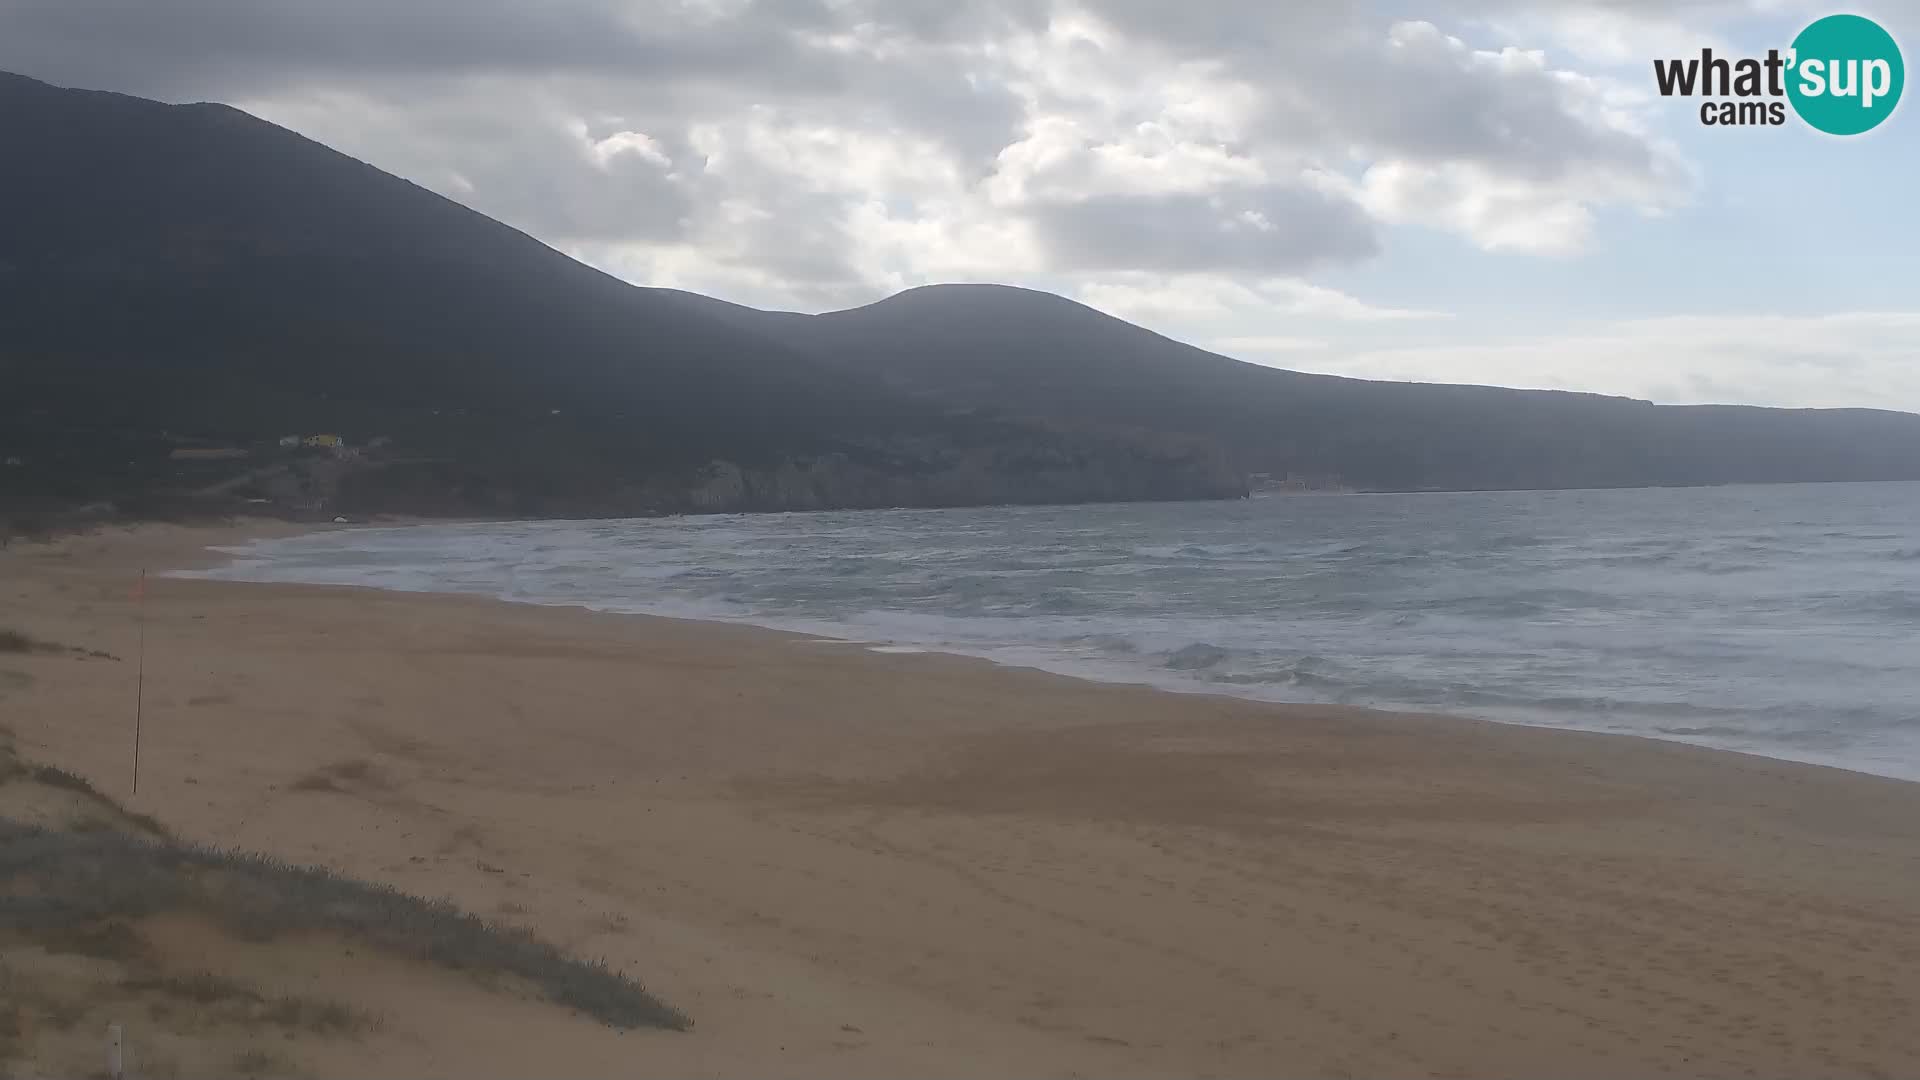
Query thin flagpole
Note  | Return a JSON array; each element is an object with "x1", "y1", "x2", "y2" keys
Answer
[{"x1": 132, "y1": 570, "x2": 146, "y2": 796}]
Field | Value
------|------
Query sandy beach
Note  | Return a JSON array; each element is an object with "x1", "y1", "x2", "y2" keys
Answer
[{"x1": 5, "y1": 521, "x2": 1920, "y2": 1078}]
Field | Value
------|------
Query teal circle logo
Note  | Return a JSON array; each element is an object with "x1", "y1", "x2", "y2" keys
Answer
[{"x1": 1787, "y1": 14, "x2": 1904, "y2": 135}]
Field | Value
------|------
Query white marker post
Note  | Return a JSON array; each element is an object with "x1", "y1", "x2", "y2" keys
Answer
[{"x1": 107, "y1": 1022, "x2": 125, "y2": 1080}]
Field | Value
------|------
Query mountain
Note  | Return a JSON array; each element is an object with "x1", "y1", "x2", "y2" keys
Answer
[
  {"x1": 6, "y1": 70, "x2": 1920, "y2": 527},
  {"x1": 0, "y1": 72, "x2": 1243, "y2": 519},
  {"x1": 662, "y1": 284, "x2": 1920, "y2": 492}
]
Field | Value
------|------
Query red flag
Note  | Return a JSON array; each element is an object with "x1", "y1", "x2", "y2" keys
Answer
[{"x1": 129, "y1": 572, "x2": 146, "y2": 603}]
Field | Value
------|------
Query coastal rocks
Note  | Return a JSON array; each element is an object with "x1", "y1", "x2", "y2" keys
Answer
[{"x1": 687, "y1": 460, "x2": 747, "y2": 510}]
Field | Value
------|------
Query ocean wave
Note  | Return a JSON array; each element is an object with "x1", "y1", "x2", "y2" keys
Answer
[
  {"x1": 1033, "y1": 590, "x2": 1090, "y2": 614},
  {"x1": 1213, "y1": 664, "x2": 1348, "y2": 691},
  {"x1": 1682, "y1": 560, "x2": 1765, "y2": 575},
  {"x1": 1652, "y1": 724, "x2": 1753, "y2": 738},
  {"x1": 1473, "y1": 532, "x2": 1554, "y2": 552},
  {"x1": 1416, "y1": 589, "x2": 1617, "y2": 619},
  {"x1": 1162, "y1": 642, "x2": 1231, "y2": 671},
  {"x1": 1063, "y1": 633, "x2": 1141, "y2": 655},
  {"x1": 179, "y1": 484, "x2": 1920, "y2": 781},
  {"x1": 1132, "y1": 542, "x2": 1281, "y2": 561},
  {"x1": 1649, "y1": 722, "x2": 1877, "y2": 747},
  {"x1": 1802, "y1": 592, "x2": 1920, "y2": 619}
]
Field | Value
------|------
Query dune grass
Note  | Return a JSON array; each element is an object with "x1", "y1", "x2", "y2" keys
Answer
[
  {"x1": 0, "y1": 821, "x2": 687, "y2": 1031},
  {"x1": 0, "y1": 746, "x2": 168, "y2": 839},
  {"x1": 0, "y1": 728, "x2": 687, "y2": 1062},
  {"x1": 121, "y1": 973, "x2": 378, "y2": 1036},
  {"x1": 0, "y1": 628, "x2": 118, "y2": 660}
]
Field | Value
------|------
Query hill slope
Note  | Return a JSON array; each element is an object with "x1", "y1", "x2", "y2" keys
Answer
[
  {"x1": 7, "y1": 69, "x2": 1918, "y2": 516},
  {"x1": 667, "y1": 283, "x2": 1920, "y2": 491},
  {"x1": 0, "y1": 73, "x2": 1243, "y2": 517}
]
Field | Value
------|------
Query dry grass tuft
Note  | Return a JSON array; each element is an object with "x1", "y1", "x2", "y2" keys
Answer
[
  {"x1": 289, "y1": 758, "x2": 384, "y2": 795},
  {"x1": 0, "y1": 628, "x2": 118, "y2": 660},
  {"x1": 0, "y1": 746, "x2": 169, "y2": 840},
  {"x1": 286, "y1": 772, "x2": 341, "y2": 794},
  {"x1": 0, "y1": 735, "x2": 684, "y2": 1080},
  {"x1": 230, "y1": 1047, "x2": 294, "y2": 1077},
  {"x1": 0, "y1": 822, "x2": 687, "y2": 1031},
  {"x1": 20, "y1": 764, "x2": 97, "y2": 795},
  {"x1": 36, "y1": 920, "x2": 150, "y2": 965},
  {"x1": 123, "y1": 973, "x2": 378, "y2": 1036}
]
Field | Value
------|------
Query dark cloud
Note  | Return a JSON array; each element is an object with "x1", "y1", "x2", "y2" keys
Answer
[
  {"x1": 0, "y1": 0, "x2": 1692, "y2": 304},
  {"x1": 840, "y1": 62, "x2": 1026, "y2": 175},
  {"x1": 820, "y1": 0, "x2": 1050, "y2": 40},
  {"x1": 0, "y1": 0, "x2": 847, "y2": 100}
]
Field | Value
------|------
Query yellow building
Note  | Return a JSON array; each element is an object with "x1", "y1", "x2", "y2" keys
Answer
[{"x1": 303, "y1": 434, "x2": 343, "y2": 448}]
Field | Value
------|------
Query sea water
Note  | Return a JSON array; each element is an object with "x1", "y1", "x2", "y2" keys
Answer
[{"x1": 182, "y1": 482, "x2": 1920, "y2": 780}]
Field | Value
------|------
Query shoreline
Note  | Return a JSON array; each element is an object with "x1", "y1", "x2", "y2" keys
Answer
[
  {"x1": 183, "y1": 518, "x2": 1920, "y2": 786},
  {"x1": 6, "y1": 520, "x2": 1920, "y2": 1077}
]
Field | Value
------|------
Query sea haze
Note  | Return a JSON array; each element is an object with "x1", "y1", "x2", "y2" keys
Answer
[{"x1": 185, "y1": 482, "x2": 1920, "y2": 781}]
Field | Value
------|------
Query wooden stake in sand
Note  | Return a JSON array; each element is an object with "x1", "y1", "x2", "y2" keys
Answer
[{"x1": 130, "y1": 570, "x2": 146, "y2": 797}]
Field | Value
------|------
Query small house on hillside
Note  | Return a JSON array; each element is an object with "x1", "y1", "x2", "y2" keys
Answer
[
  {"x1": 303, "y1": 434, "x2": 343, "y2": 448},
  {"x1": 278, "y1": 435, "x2": 301, "y2": 448}
]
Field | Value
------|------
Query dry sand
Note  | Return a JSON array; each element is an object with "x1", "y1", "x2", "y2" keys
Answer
[{"x1": 4, "y1": 521, "x2": 1920, "y2": 1078}]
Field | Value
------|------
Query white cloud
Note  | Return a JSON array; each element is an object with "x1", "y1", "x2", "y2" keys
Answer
[
  {"x1": 1327, "y1": 20, "x2": 1693, "y2": 254},
  {"x1": 1077, "y1": 272, "x2": 1450, "y2": 327},
  {"x1": 1486, "y1": 8, "x2": 1730, "y2": 68},
  {"x1": 1315, "y1": 312, "x2": 1920, "y2": 410},
  {"x1": 1355, "y1": 160, "x2": 1601, "y2": 255},
  {"x1": 1212, "y1": 334, "x2": 1332, "y2": 355},
  {"x1": 579, "y1": 126, "x2": 671, "y2": 169},
  {"x1": 1264, "y1": 280, "x2": 1454, "y2": 322}
]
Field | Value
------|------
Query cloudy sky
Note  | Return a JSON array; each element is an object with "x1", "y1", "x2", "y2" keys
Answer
[{"x1": 5, "y1": 1, "x2": 1917, "y2": 408}]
